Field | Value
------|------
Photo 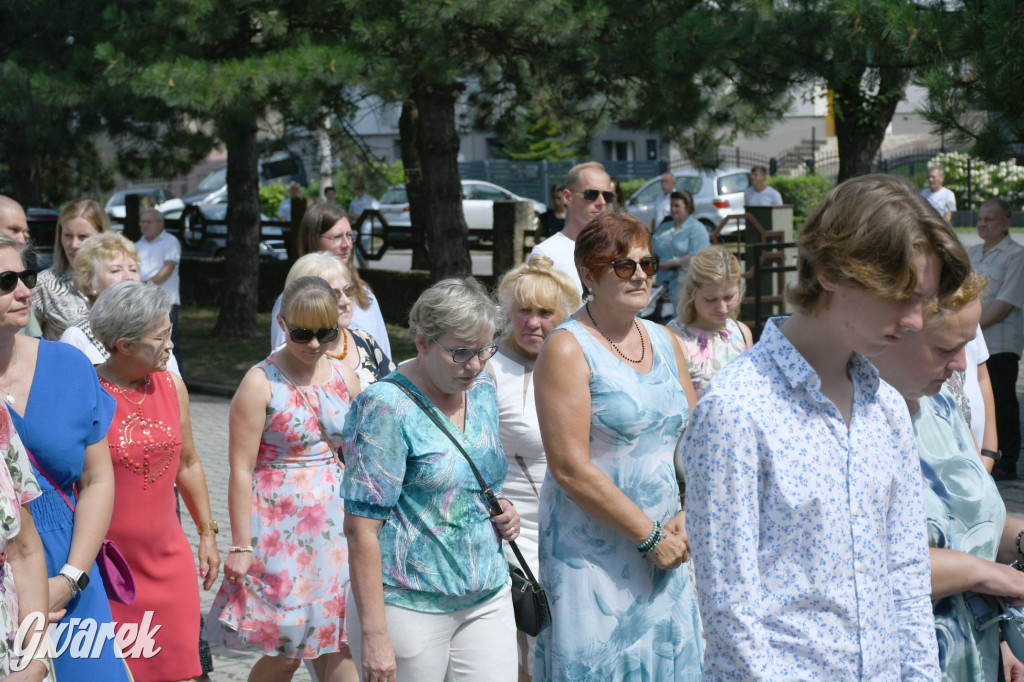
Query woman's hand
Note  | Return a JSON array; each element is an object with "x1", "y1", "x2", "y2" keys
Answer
[
  {"x1": 663, "y1": 510, "x2": 689, "y2": 547},
  {"x1": 490, "y1": 498, "x2": 521, "y2": 542},
  {"x1": 5, "y1": 658, "x2": 49, "y2": 682},
  {"x1": 198, "y1": 533, "x2": 221, "y2": 591},
  {"x1": 646, "y1": 526, "x2": 690, "y2": 571},
  {"x1": 361, "y1": 631, "x2": 398, "y2": 682},
  {"x1": 1003, "y1": 640, "x2": 1024, "y2": 682},
  {"x1": 47, "y1": 576, "x2": 73, "y2": 615},
  {"x1": 222, "y1": 551, "x2": 252, "y2": 588},
  {"x1": 974, "y1": 561, "x2": 1024, "y2": 604}
]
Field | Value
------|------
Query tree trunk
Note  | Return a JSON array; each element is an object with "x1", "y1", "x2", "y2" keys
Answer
[
  {"x1": 213, "y1": 112, "x2": 262, "y2": 338},
  {"x1": 409, "y1": 82, "x2": 471, "y2": 281},
  {"x1": 399, "y1": 98, "x2": 431, "y2": 271},
  {"x1": 832, "y1": 69, "x2": 910, "y2": 182}
]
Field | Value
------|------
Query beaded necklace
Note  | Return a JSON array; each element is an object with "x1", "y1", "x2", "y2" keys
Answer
[
  {"x1": 585, "y1": 303, "x2": 645, "y2": 365},
  {"x1": 325, "y1": 328, "x2": 349, "y2": 361},
  {"x1": 100, "y1": 374, "x2": 178, "y2": 490}
]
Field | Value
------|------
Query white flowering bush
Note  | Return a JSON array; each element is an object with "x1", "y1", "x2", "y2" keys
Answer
[{"x1": 929, "y1": 152, "x2": 1024, "y2": 209}]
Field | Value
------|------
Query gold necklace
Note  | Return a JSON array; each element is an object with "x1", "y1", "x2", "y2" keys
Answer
[
  {"x1": 0, "y1": 341, "x2": 20, "y2": 405},
  {"x1": 101, "y1": 374, "x2": 151, "y2": 408},
  {"x1": 585, "y1": 303, "x2": 645, "y2": 365},
  {"x1": 325, "y1": 329, "x2": 349, "y2": 361}
]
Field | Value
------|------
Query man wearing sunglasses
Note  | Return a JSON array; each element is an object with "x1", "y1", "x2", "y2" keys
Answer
[{"x1": 529, "y1": 161, "x2": 613, "y2": 303}]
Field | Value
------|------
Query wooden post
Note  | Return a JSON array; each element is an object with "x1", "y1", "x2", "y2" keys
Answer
[
  {"x1": 286, "y1": 197, "x2": 307, "y2": 262},
  {"x1": 492, "y1": 201, "x2": 532, "y2": 278},
  {"x1": 123, "y1": 194, "x2": 142, "y2": 242}
]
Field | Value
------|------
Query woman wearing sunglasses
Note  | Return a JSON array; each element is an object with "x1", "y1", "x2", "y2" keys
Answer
[
  {"x1": 270, "y1": 202, "x2": 391, "y2": 359},
  {"x1": 532, "y1": 212, "x2": 703, "y2": 680},
  {"x1": 343, "y1": 278, "x2": 520, "y2": 682},
  {"x1": 208, "y1": 276, "x2": 361, "y2": 682},
  {"x1": 280, "y1": 253, "x2": 394, "y2": 390},
  {"x1": 89, "y1": 280, "x2": 219, "y2": 682},
  {"x1": 0, "y1": 235, "x2": 129, "y2": 679},
  {"x1": 33, "y1": 199, "x2": 110, "y2": 340}
]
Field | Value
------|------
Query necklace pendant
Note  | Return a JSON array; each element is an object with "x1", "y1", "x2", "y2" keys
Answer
[{"x1": 4, "y1": 393, "x2": 13, "y2": 405}]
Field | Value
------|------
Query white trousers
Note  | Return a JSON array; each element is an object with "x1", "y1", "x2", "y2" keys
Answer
[{"x1": 346, "y1": 586, "x2": 517, "y2": 682}]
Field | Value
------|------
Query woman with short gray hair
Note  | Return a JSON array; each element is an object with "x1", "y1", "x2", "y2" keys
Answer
[
  {"x1": 92, "y1": 280, "x2": 220, "y2": 681},
  {"x1": 343, "y1": 277, "x2": 519, "y2": 682}
]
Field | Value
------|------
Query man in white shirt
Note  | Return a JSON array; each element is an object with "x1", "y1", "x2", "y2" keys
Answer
[
  {"x1": 277, "y1": 182, "x2": 303, "y2": 222},
  {"x1": 652, "y1": 172, "x2": 675, "y2": 229},
  {"x1": 529, "y1": 161, "x2": 613, "y2": 302},
  {"x1": 137, "y1": 209, "x2": 186, "y2": 379},
  {"x1": 349, "y1": 182, "x2": 380, "y2": 267},
  {"x1": 968, "y1": 198, "x2": 1024, "y2": 479},
  {"x1": 921, "y1": 167, "x2": 956, "y2": 223},
  {"x1": 743, "y1": 165, "x2": 783, "y2": 207}
]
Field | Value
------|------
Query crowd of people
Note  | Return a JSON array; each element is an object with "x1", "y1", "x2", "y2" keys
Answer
[{"x1": 0, "y1": 157, "x2": 1019, "y2": 682}]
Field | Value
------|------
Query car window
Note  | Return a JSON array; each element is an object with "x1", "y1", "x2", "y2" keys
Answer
[
  {"x1": 629, "y1": 179, "x2": 663, "y2": 206},
  {"x1": 675, "y1": 176, "x2": 703, "y2": 194},
  {"x1": 718, "y1": 173, "x2": 750, "y2": 195},
  {"x1": 380, "y1": 187, "x2": 408, "y2": 204},
  {"x1": 197, "y1": 167, "x2": 227, "y2": 191},
  {"x1": 473, "y1": 185, "x2": 510, "y2": 201},
  {"x1": 107, "y1": 192, "x2": 126, "y2": 207}
]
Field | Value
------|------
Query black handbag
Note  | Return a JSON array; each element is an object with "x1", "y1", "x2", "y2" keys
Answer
[{"x1": 382, "y1": 378, "x2": 552, "y2": 636}]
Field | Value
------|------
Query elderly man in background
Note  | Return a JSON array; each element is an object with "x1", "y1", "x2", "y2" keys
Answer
[
  {"x1": 652, "y1": 171, "x2": 676, "y2": 229},
  {"x1": 969, "y1": 198, "x2": 1024, "y2": 480},
  {"x1": 136, "y1": 209, "x2": 187, "y2": 380},
  {"x1": 529, "y1": 161, "x2": 614, "y2": 300},
  {"x1": 921, "y1": 166, "x2": 956, "y2": 223},
  {"x1": 0, "y1": 195, "x2": 42, "y2": 336}
]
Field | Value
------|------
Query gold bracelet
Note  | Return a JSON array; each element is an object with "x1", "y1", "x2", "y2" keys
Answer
[
  {"x1": 228, "y1": 545, "x2": 254, "y2": 553},
  {"x1": 197, "y1": 520, "x2": 219, "y2": 534}
]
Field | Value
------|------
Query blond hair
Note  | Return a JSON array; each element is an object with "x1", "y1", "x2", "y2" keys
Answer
[
  {"x1": 677, "y1": 246, "x2": 745, "y2": 325},
  {"x1": 54, "y1": 199, "x2": 110, "y2": 276},
  {"x1": 280, "y1": 277, "x2": 338, "y2": 330},
  {"x1": 72, "y1": 233, "x2": 139, "y2": 299},
  {"x1": 496, "y1": 256, "x2": 578, "y2": 334}
]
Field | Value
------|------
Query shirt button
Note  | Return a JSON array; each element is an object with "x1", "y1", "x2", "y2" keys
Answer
[
  {"x1": 853, "y1": 508, "x2": 864, "y2": 517},
  {"x1": 858, "y1": 564, "x2": 868, "y2": 573}
]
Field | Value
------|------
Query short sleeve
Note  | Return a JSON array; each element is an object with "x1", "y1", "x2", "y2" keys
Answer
[
  {"x1": 341, "y1": 385, "x2": 410, "y2": 520},
  {"x1": 164, "y1": 233, "x2": 182, "y2": 263},
  {"x1": 88, "y1": 367, "x2": 116, "y2": 445}
]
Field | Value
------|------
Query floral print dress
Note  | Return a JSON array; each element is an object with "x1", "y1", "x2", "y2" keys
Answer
[
  {"x1": 0, "y1": 408, "x2": 42, "y2": 676},
  {"x1": 207, "y1": 356, "x2": 352, "y2": 658},
  {"x1": 668, "y1": 317, "x2": 749, "y2": 399}
]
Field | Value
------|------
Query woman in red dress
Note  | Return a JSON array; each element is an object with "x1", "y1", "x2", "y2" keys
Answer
[{"x1": 91, "y1": 280, "x2": 220, "y2": 681}]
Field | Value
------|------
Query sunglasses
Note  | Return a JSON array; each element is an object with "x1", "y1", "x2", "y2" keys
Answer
[
  {"x1": 0, "y1": 269, "x2": 36, "y2": 293},
  {"x1": 574, "y1": 189, "x2": 616, "y2": 203},
  {"x1": 286, "y1": 324, "x2": 340, "y2": 345},
  {"x1": 433, "y1": 339, "x2": 499, "y2": 364},
  {"x1": 609, "y1": 257, "x2": 659, "y2": 280}
]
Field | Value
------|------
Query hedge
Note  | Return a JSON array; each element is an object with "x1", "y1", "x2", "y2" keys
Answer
[{"x1": 766, "y1": 175, "x2": 833, "y2": 227}]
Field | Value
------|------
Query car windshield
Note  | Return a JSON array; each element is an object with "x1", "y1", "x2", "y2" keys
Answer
[
  {"x1": 717, "y1": 173, "x2": 750, "y2": 195},
  {"x1": 197, "y1": 168, "x2": 227, "y2": 191},
  {"x1": 380, "y1": 187, "x2": 408, "y2": 204},
  {"x1": 106, "y1": 192, "x2": 127, "y2": 208}
]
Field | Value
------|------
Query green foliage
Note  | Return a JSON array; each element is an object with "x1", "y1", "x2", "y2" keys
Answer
[
  {"x1": 618, "y1": 179, "x2": 648, "y2": 198},
  {"x1": 493, "y1": 108, "x2": 582, "y2": 161},
  {"x1": 766, "y1": 175, "x2": 833, "y2": 226},
  {"x1": 929, "y1": 152, "x2": 1024, "y2": 209},
  {"x1": 259, "y1": 183, "x2": 289, "y2": 218}
]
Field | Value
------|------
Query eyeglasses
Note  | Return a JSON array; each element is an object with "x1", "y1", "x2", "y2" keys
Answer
[
  {"x1": 609, "y1": 257, "x2": 659, "y2": 280},
  {"x1": 145, "y1": 327, "x2": 173, "y2": 345},
  {"x1": 573, "y1": 189, "x2": 616, "y2": 204},
  {"x1": 323, "y1": 232, "x2": 355, "y2": 243},
  {"x1": 0, "y1": 269, "x2": 36, "y2": 293},
  {"x1": 433, "y1": 339, "x2": 499, "y2": 364},
  {"x1": 341, "y1": 284, "x2": 356, "y2": 298},
  {"x1": 286, "y1": 324, "x2": 340, "y2": 345}
]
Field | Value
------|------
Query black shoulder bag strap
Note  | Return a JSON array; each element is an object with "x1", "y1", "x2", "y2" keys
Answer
[{"x1": 381, "y1": 377, "x2": 540, "y2": 588}]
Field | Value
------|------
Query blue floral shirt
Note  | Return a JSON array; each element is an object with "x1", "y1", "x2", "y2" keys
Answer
[
  {"x1": 341, "y1": 370, "x2": 510, "y2": 613},
  {"x1": 682, "y1": 317, "x2": 939, "y2": 680}
]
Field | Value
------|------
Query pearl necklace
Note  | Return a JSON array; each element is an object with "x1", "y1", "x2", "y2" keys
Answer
[{"x1": 585, "y1": 303, "x2": 645, "y2": 365}]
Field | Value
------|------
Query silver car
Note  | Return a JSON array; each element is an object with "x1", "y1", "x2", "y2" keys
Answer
[
  {"x1": 625, "y1": 168, "x2": 750, "y2": 235},
  {"x1": 378, "y1": 180, "x2": 545, "y2": 245}
]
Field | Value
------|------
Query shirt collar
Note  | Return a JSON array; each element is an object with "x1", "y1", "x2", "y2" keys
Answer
[{"x1": 761, "y1": 316, "x2": 881, "y2": 396}]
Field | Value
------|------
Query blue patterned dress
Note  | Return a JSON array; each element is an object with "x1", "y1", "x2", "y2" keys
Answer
[
  {"x1": 534, "y1": 318, "x2": 704, "y2": 681},
  {"x1": 915, "y1": 387, "x2": 1005, "y2": 681}
]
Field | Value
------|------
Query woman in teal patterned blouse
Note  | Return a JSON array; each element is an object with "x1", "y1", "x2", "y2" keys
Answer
[
  {"x1": 342, "y1": 278, "x2": 521, "y2": 682},
  {"x1": 875, "y1": 271, "x2": 1024, "y2": 681}
]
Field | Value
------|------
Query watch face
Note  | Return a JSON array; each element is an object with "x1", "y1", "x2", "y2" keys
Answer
[{"x1": 77, "y1": 572, "x2": 90, "y2": 590}]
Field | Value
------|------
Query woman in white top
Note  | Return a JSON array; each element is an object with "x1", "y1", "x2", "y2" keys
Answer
[{"x1": 487, "y1": 255, "x2": 578, "y2": 682}]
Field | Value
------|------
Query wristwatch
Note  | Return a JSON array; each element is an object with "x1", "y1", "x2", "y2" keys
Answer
[
  {"x1": 197, "y1": 520, "x2": 219, "y2": 535},
  {"x1": 59, "y1": 564, "x2": 89, "y2": 593},
  {"x1": 981, "y1": 448, "x2": 1003, "y2": 464}
]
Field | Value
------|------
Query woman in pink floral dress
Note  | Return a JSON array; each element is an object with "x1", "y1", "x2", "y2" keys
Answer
[
  {"x1": 207, "y1": 277, "x2": 361, "y2": 682},
  {"x1": 668, "y1": 246, "x2": 753, "y2": 399}
]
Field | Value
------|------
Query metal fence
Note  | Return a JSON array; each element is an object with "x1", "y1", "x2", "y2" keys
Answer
[{"x1": 457, "y1": 159, "x2": 663, "y2": 204}]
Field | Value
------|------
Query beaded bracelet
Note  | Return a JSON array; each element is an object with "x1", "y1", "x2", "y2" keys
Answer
[
  {"x1": 228, "y1": 545, "x2": 254, "y2": 553},
  {"x1": 644, "y1": 529, "x2": 666, "y2": 557},
  {"x1": 637, "y1": 521, "x2": 662, "y2": 553},
  {"x1": 1016, "y1": 529, "x2": 1024, "y2": 558}
]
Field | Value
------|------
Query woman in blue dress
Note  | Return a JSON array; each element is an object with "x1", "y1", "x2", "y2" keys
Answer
[
  {"x1": 0, "y1": 234, "x2": 129, "y2": 679},
  {"x1": 652, "y1": 190, "x2": 710, "y2": 310},
  {"x1": 533, "y1": 212, "x2": 704, "y2": 680},
  {"x1": 874, "y1": 272, "x2": 1024, "y2": 681}
]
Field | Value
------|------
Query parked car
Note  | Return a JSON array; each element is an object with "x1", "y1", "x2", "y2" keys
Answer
[
  {"x1": 625, "y1": 168, "x2": 750, "y2": 236},
  {"x1": 164, "y1": 204, "x2": 287, "y2": 261},
  {"x1": 105, "y1": 188, "x2": 185, "y2": 221},
  {"x1": 377, "y1": 180, "x2": 546, "y2": 246},
  {"x1": 181, "y1": 152, "x2": 308, "y2": 207},
  {"x1": 26, "y1": 207, "x2": 60, "y2": 270}
]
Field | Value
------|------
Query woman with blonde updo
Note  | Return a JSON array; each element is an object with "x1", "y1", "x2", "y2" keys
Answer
[
  {"x1": 33, "y1": 199, "x2": 111, "y2": 340},
  {"x1": 488, "y1": 255, "x2": 578, "y2": 681},
  {"x1": 668, "y1": 245, "x2": 753, "y2": 399}
]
